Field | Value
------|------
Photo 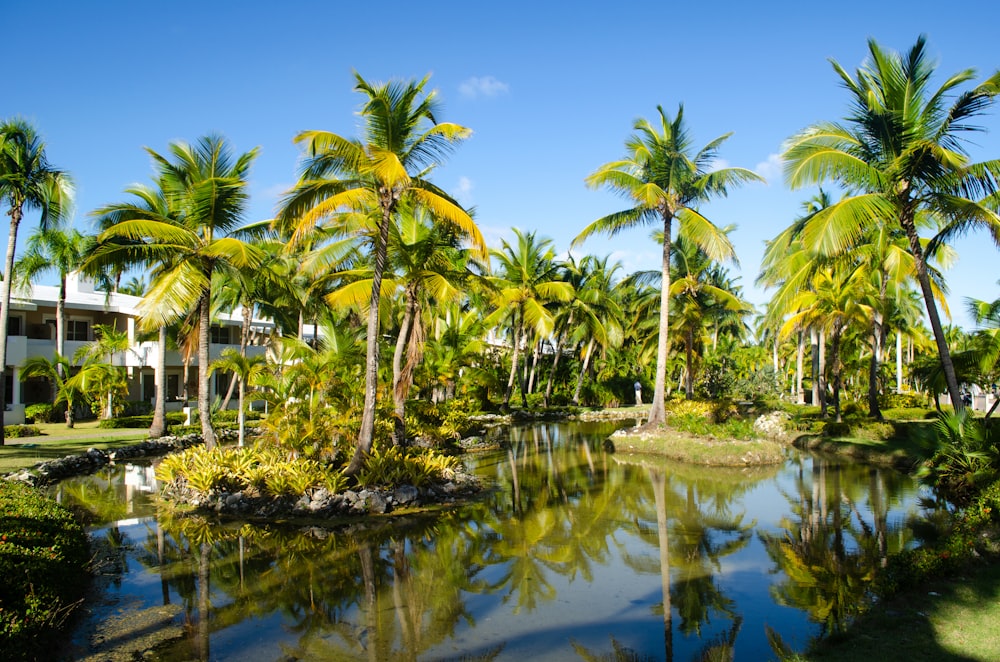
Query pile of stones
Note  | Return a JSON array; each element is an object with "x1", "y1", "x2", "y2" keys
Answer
[
  {"x1": 3, "y1": 434, "x2": 203, "y2": 487},
  {"x1": 160, "y1": 471, "x2": 482, "y2": 519}
]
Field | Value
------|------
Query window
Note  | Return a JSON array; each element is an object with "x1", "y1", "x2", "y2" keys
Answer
[
  {"x1": 214, "y1": 372, "x2": 231, "y2": 398},
  {"x1": 210, "y1": 325, "x2": 230, "y2": 345},
  {"x1": 67, "y1": 320, "x2": 89, "y2": 342},
  {"x1": 7, "y1": 316, "x2": 22, "y2": 337},
  {"x1": 167, "y1": 374, "x2": 180, "y2": 400}
]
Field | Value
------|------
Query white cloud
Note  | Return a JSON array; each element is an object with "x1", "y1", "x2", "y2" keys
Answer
[
  {"x1": 455, "y1": 176, "x2": 474, "y2": 205},
  {"x1": 754, "y1": 153, "x2": 784, "y2": 185},
  {"x1": 459, "y1": 76, "x2": 510, "y2": 99},
  {"x1": 707, "y1": 158, "x2": 730, "y2": 173}
]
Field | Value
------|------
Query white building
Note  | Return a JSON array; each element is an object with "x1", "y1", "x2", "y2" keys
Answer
[{"x1": 3, "y1": 272, "x2": 274, "y2": 425}]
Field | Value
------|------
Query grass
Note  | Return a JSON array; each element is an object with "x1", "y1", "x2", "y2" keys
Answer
[
  {"x1": 806, "y1": 559, "x2": 1000, "y2": 661},
  {"x1": 0, "y1": 421, "x2": 147, "y2": 474},
  {"x1": 610, "y1": 424, "x2": 786, "y2": 466}
]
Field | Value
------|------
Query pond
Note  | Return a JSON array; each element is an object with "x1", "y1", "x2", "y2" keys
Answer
[{"x1": 51, "y1": 420, "x2": 936, "y2": 661}]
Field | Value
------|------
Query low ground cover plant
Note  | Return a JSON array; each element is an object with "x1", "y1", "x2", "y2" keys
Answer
[{"x1": 155, "y1": 441, "x2": 462, "y2": 499}]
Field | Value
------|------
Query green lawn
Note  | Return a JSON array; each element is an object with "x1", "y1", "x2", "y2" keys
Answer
[
  {"x1": 807, "y1": 559, "x2": 1000, "y2": 661},
  {"x1": 0, "y1": 421, "x2": 148, "y2": 474}
]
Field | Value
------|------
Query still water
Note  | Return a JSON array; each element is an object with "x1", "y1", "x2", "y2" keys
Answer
[{"x1": 53, "y1": 420, "x2": 934, "y2": 661}]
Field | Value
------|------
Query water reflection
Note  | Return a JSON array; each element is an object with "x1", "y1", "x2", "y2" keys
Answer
[{"x1": 61, "y1": 421, "x2": 935, "y2": 660}]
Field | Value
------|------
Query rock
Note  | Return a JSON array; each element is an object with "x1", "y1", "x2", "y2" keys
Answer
[
  {"x1": 366, "y1": 491, "x2": 388, "y2": 514},
  {"x1": 393, "y1": 485, "x2": 419, "y2": 505}
]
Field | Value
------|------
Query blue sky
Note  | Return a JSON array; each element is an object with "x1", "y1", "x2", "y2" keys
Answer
[{"x1": 6, "y1": 0, "x2": 1000, "y2": 329}]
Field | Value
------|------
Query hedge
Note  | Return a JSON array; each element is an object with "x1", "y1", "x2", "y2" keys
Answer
[{"x1": 0, "y1": 481, "x2": 90, "y2": 660}]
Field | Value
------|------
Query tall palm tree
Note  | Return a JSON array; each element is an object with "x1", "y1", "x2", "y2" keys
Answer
[
  {"x1": 783, "y1": 36, "x2": 1000, "y2": 410},
  {"x1": 0, "y1": 119, "x2": 72, "y2": 444},
  {"x1": 575, "y1": 105, "x2": 762, "y2": 427},
  {"x1": 89, "y1": 135, "x2": 261, "y2": 448},
  {"x1": 279, "y1": 73, "x2": 486, "y2": 475},
  {"x1": 486, "y1": 228, "x2": 574, "y2": 408},
  {"x1": 13, "y1": 226, "x2": 91, "y2": 412}
]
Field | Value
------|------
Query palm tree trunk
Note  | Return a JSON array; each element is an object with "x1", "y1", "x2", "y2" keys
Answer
[
  {"x1": 504, "y1": 322, "x2": 523, "y2": 408},
  {"x1": 527, "y1": 338, "x2": 541, "y2": 394},
  {"x1": 149, "y1": 326, "x2": 168, "y2": 438},
  {"x1": 902, "y1": 214, "x2": 963, "y2": 408},
  {"x1": 685, "y1": 327, "x2": 695, "y2": 399},
  {"x1": 648, "y1": 211, "x2": 674, "y2": 427},
  {"x1": 818, "y1": 329, "x2": 828, "y2": 417},
  {"x1": 347, "y1": 205, "x2": 392, "y2": 476},
  {"x1": 896, "y1": 332, "x2": 903, "y2": 393},
  {"x1": 56, "y1": 275, "x2": 67, "y2": 384},
  {"x1": 795, "y1": 332, "x2": 805, "y2": 404},
  {"x1": 237, "y1": 377, "x2": 245, "y2": 448},
  {"x1": 0, "y1": 206, "x2": 23, "y2": 445},
  {"x1": 391, "y1": 293, "x2": 417, "y2": 447},
  {"x1": 831, "y1": 328, "x2": 843, "y2": 422},
  {"x1": 811, "y1": 328, "x2": 819, "y2": 407},
  {"x1": 868, "y1": 312, "x2": 885, "y2": 421},
  {"x1": 198, "y1": 293, "x2": 217, "y2": 449},
  {"x1": 573, "y1": 339, "x2": 595, "y2": 405}
]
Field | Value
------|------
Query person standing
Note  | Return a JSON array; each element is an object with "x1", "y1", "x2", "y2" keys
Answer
[{"x1": 634, "y1": 381, "x2": 642, "y2": 406}]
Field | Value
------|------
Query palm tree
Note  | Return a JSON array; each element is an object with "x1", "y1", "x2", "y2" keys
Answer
[
  {"x1": 13, "y1": 226, "x2": 91, "y2": 415},
  {"x1": 210, "y1": 348, "x2": 266, "y2": 447},
  {"x1": 485, "y1": 229, "x2": 574, "y2": 408},
  {"x1": 19, "y1": 354, "x2": 84, "y2": 427},
  {"x1": 89, "y1": 135, "x2": 261, "y2": 448},
  {"x1": 783, "y1": 36, "x2": 1000, "y2": 410},
  {"x1": 279, "y1": 72, "x2": 486, "y2": 475},
  {"x1": 574, "y1": 105, "x2": 762, "y2": 427},
  {"x1": 0, "y1": 118, "x2": 73, "y2": 444},
  {"x1": 74, "y1": 323, "x2": 132, "y2": 419}
]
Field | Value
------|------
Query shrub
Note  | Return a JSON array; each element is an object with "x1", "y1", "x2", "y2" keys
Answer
[
  {"x1": 853, "y1": 421, "x2": 897, "y2": 441},
  {"x1": 23, "y1": 403, "x2": 56, "y2": 424},
  {"x1": 821, "y1": 421, "x2": 852, "y2": 438},
  {"x1": 3, "y1": 425, "x2": 42, "y2": 439},
  {"x1": 881, "y1": 391, "x2": 928, "y2": 409},
  {"x1": 664, "y1": 398, "x2": 714, "y2": 420},
  {"x1": 0, "y1": 481, "x2": 90, "y2": 659},
  {"x1": 98, "y1": 412, "x2": 187, "y2": 429}
]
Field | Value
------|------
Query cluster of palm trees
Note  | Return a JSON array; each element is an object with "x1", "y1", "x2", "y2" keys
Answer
[{"x1": 3, "y1": 37, "x2": 999, "y2": 460}]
